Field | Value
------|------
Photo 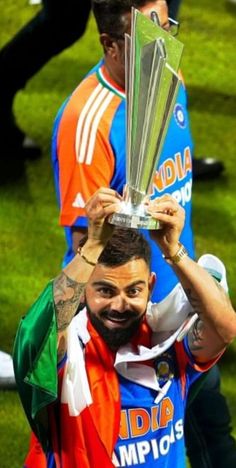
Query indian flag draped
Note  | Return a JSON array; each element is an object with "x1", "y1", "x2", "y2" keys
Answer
[
  {"x1": 13, "y1": 282, "x2": 121, "y2": 467},
  {"x1": 13, "y1": 282, "x2": 58, "y2": 453}
]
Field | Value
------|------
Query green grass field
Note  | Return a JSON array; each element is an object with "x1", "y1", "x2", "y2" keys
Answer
[{"x1": 0, "y1": 0, "x2": 236, "y2": 466}]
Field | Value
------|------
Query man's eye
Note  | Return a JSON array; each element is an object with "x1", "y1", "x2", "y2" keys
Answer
[
  {"x1": 98, "y1": 288, "x2": 113, "y2": 298},
  {"x1": 128, "y1": 288, "x2": 141, "y2": 297}
]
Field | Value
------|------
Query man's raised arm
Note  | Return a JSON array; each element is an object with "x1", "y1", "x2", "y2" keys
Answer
[{"x1": 148, "y1": 195, "x2": 236, "y2": 362}]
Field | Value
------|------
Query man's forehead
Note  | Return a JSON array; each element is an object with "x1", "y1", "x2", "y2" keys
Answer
[{"x1": 88, "y1": 258, "x2": 150, "y2": 286}]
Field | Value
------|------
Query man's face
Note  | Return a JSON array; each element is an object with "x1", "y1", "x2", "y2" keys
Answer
[
  {"x1": 85, "y1": 258, "x2": 155, "y2": 349},
  {"x1": 114, "y1": 0, "x2": 169, "y2": 87}
]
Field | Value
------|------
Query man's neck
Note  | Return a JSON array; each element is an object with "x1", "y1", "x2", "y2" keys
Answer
[{"x1": 103, "y1": 58, "x2": 125, "y2": 91}]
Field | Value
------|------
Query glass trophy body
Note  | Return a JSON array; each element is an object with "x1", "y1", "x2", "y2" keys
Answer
[{"x1": 109, "y1": 9, "x2": 184, "y2": 229}]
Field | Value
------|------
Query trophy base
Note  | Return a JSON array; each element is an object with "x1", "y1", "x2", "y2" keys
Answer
[{"x1": 108, "y1": 212, "x2": 161, "y2": 230}]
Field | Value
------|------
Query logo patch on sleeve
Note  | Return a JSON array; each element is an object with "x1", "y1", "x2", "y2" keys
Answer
[{"x1": 174, "y1": 104, "x2": 186, "y2": 129}]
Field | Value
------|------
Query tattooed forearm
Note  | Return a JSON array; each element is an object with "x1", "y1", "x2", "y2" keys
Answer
[
  {"x1": 192, "y1": 317, "x2": 204, "y2": 341},
  {"x1": 185, "y1": 286, "x2": 205, "y2": 351},
  {"x1": 53, "y1": 272, "x2": 86, "y2": 331},
  {"x1": 184, "y1": 288, "x2": 202, "y2": 315},
  {"x1": 188, "y1": 318, "x2": 205, "y2": 351}
]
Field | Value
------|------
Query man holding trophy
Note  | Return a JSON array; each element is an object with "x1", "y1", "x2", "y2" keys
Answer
[
  {"x1": 14, "y1": 187, "x2": 236, "y2": 467},
  {"x1": 51, "y1": 0, "x2": 236, "y2": 466}
]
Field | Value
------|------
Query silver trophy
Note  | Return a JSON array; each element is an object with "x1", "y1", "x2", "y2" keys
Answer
[{"x1": 109, "y1": 8, "x2": 184, "y2": 229}]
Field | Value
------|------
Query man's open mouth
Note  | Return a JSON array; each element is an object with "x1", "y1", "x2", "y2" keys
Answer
[{"x1": 105, "y1": 315, "x2": 132, "y2": 328}]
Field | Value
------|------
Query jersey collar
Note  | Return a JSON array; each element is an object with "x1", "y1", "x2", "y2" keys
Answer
[{"x1": 97, "y1": 64, "x2": 126, "y2": 100}]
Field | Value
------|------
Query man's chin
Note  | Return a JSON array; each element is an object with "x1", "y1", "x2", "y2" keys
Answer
[{"x1": 88, "y1": 312, "x2": 142, "y2": 349}]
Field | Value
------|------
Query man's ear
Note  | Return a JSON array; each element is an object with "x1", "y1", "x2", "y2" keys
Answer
[
  {"x1": 148, "y1": 272, "x2": 156, "y2": 297},
  {"x1": 100, "y1": 33, "x2": 119, "y2": 59}
]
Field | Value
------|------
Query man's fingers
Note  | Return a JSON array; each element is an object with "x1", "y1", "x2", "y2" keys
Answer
[
  {"x1": 93, "y1": 187, "x2": 122, "y2": 200},
  {"x1": 148, "y1": 202, "x2": 181, "y2": 216},
  {"x1": 148, "y1": 195, "x2": 183, "y2": 216},
  {"x1": 86, "y1": 188, "x2": 122, "y2": 224},
  {"x1": 147, "y1": 195, "x2": 185, "y2": 228},
  {"x1": 103, "y1": 202, "x2": 121, "y2": 216},
  {"x1": 148, "y1": 210, "x2": 180, "y2": 224},
  {"x1": 86, "y1": 189, "x2": 122, "y2": 209}
]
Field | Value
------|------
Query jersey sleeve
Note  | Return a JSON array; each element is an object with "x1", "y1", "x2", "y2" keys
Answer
[
  {"x1": 174, "y1": 339, "x2": 224, "y2": 399},
  {"x1": 55, "y1": 75, "x2": 122, "y2": 227}
]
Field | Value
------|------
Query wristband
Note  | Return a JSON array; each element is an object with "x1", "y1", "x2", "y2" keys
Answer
[{"x1": 163, "y1": 242, "x2": 188, "y2": 264}]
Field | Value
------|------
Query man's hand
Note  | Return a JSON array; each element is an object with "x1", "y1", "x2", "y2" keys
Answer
[
  {"x1": 147, "y1": 194, "x2": 185, "y2": 257},
  {"x1": 86, "y1": 188, "x2": 122, "y2": 245}
]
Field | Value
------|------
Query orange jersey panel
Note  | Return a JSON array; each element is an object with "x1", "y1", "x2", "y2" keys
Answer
[{"x1": 57, "y1": 73, "x2": 123, "y2": 226}]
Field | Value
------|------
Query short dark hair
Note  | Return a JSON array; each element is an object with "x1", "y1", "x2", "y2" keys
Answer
[
  {"x1": 92, "y1": 0, "x2": 153, "y2": 36},
  {"x1": 79, "y1": 227, "x2": 151, "y2": 268}
]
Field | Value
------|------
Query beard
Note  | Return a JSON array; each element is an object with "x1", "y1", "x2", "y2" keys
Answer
[{"x1": 86, "y1": 301, "x2": 144, "y2": 350}]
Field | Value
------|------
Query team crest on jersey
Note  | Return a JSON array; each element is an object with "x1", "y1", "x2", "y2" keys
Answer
[
  {"x1": 174, "y1": 103, "x2": 186, "y2": 129},
  {"x1": 155, "y1": 352, "x2": 175, "y2": 384}
]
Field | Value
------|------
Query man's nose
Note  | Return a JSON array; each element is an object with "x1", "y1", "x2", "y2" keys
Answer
[{"x1": 110, "y1": 294, "x2": 128, "y2": 312}]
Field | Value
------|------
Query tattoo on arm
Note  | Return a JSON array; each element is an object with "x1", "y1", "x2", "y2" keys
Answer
[
  {"x1": 184, "y1": 288, "x2": 206, "y2": 351},
  {"x1": 188, "y1": 317, "x2": 205, "y2": 351},
  {"x1": 184, "y1": 288, "x2": 202, "y2": 315},
  {"x1": 53, "y1": 272, "x2": 86, "y2": 331}
]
